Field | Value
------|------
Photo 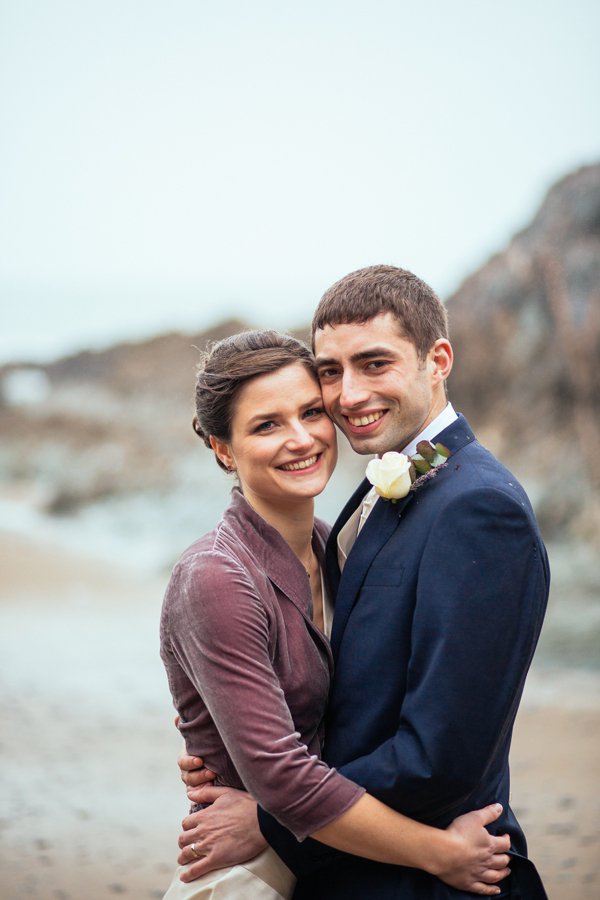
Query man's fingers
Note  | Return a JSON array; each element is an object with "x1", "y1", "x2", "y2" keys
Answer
[
  {"x1": 180, "y1": 857, "x2": 218, "y2": 883},
  {"x1": 178, "y1": 752, "x2": 204, "y2": 772},
  {"x1": 186, "y1": 784, "x2": 232, "y2": 805},
  {"x1": 178, "y1": 826, "x2": 199, "y2": 849},
  {"x1": 183, "y1": 767, "x2": 217, "y2": 788}
]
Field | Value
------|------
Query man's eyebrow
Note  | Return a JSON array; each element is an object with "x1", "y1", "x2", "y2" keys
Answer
[{"x1": 316, "y1": 347, "x2": 396, "y2": 366}]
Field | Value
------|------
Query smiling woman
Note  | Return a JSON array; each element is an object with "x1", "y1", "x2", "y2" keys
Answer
[
  {"x1": 159, "y1": 329, "x2": 512, "y2": 900},
  {"x1": 210, "y1": 362, "x2": 338, "y2": 519}
]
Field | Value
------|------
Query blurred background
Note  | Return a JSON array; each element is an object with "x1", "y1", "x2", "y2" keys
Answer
[{"x1": 1, "y1": 2, "x2": 599, "y2": 898}]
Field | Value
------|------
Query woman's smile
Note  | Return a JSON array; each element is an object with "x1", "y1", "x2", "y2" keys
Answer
[{"x1": 278, "y1": 453, "x2": 320, "y2": 472}]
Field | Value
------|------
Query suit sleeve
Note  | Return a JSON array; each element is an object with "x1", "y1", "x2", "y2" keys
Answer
[{"x1": 336, "y1": 485, "x2": 548, "y2": 822}]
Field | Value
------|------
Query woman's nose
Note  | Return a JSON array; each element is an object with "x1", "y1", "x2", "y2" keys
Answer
[{"x1": 285, "y1": 421, "x2": 314, "y2": 449}]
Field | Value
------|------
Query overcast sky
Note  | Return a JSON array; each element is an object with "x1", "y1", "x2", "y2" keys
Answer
[{"x1": 1, "y1": 0, "x2": 599, "y2": 363}]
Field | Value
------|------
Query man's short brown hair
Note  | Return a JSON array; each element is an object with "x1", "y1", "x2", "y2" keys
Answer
[{"x1": 311, "y1": 264, "x2": 449, "y2": 360}]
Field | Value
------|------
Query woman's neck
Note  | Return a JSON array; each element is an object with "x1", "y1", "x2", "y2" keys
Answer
[{"x1": 242, "y1": 490, "x2": 315, "y2": 564}]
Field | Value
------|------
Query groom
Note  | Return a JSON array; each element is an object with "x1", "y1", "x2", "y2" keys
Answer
[{"x1": 178, "y1": 265, "x2": 549, "y2": 898}]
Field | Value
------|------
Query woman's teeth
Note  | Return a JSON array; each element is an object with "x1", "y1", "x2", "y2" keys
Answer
[
  {"x1": 348, "y1": 411, "x2": 385, "y2": 426},
  {"x1": 280, "y1": 455, "x2": 318, "y2": 471}
]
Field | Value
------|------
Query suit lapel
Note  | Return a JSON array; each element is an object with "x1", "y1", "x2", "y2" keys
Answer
[
  {"x1": 325, "y1": 478, "x2": 372, "y2": 601},
  {"x1": 329, "y1": 490, "x2": 414, "y2": 660},
  {"x1": 327, "y1": 414, "x2": 475, "y2": 661}
]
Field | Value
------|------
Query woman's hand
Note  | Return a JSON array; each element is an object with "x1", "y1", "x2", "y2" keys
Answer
[{"x1": 433, "y1": 803, "x2": 511, "y2": 895}]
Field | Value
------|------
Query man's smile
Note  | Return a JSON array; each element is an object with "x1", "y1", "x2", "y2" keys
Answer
[
  {"x1": 346, "y1": 410, "x2": 386, "y2": 427},
  {"x1": 343, "y1": 410, "x2": 388, "y2": 433}
]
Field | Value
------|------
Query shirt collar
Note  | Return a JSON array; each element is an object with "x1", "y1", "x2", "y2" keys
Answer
[{"x1": 400, "y1": 402, "x2": 457, "y2": 459}]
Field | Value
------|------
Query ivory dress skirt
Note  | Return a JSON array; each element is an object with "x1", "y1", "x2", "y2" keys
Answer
[{"x1": 162, "y1": 846, "x2": 296, "y2": 900}]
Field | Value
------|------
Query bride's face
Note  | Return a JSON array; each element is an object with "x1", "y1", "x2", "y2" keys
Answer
[{"x1": 214, "y1": 361, "x2": 337, "y2": 509}]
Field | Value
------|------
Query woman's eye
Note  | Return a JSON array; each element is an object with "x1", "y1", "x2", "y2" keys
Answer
[
  {"x1": 255, "y1": 420, "x2": 275, "y2": 432},
  {"x1": 303, "y1": 407, "x2": 324, "y2": 419}
]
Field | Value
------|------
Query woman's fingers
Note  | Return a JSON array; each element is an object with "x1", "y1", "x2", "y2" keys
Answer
[
  {"x1": 477, "y1": 803, "x2": 503, "y2": 825},
  {"x1": 490, "y1": 831, "x2": 511, "y2": 852},
  {"x1": 471, "y1": 880, "x2": 509, "y2": 896},
  {"x1": 486, "y1": 853, "x2": 511, "y2": 871}
]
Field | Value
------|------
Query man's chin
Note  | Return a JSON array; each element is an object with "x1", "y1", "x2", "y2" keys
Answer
[{"x1": 339, "y1": 429, "x2": 389, "y2": 456}]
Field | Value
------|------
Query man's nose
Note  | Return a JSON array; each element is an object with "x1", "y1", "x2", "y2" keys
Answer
[{"x1": 339, "y1": 372, "x2": 370, "y2": 409}]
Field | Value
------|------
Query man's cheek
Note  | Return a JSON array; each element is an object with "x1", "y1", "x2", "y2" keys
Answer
[{"x1": 319, "y1": 386, "x2": 337, "y2": 419}]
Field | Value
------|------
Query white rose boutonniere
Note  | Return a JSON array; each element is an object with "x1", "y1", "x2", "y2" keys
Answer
[
  {"x1": 366, "y1": 441, "x2": 450, "y2": 503},
  {"x1": 365, "y1": 452, "x2": 413, "y2": 500}
]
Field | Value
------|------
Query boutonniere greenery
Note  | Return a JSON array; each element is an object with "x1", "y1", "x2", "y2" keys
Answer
[{"x1": 365, "y1": 441, "x2": 450, "y2": 503}]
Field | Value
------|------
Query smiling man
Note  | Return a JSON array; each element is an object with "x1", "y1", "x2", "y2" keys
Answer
[{"x1": 178, "y1": 265, "x2": 549, "y2": 900}]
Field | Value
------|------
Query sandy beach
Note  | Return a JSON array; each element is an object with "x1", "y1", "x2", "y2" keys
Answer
[{"x1": 1, "y1": 529, "x2": 598, "y2": 900}]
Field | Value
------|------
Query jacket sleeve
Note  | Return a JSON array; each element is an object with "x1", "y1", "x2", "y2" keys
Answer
[
  {"x1": 164, "y1": 550, "x2": 363, "y2": 840},
  {"x1": 337, "y1": 485, "x2": 548, "y2": 823}
]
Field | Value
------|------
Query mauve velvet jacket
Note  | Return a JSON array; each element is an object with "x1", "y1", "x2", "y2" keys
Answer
[{"x1": 160, "y1": 487, "x2": 363, "y2": 840}]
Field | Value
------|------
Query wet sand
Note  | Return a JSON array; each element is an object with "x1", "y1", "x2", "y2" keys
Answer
[{"x1": 1, "y1": 530, "x2": 598, "y2": 900}]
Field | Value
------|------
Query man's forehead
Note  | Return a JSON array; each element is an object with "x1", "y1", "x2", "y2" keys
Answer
[{"x1": 314, "y1": 313, "x2": 409, "y2": 359}]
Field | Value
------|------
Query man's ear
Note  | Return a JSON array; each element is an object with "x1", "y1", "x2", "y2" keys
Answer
[
  {"x1": 429, "y1": 339, "x2": 453, "y2": 386},
  {"x1": 209, "y1": 436, "x2": 236, "y2": 472}
]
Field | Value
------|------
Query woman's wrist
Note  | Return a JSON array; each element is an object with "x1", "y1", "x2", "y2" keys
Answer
[{"x1": 423, "y1": 826, "x2": 460, "y2": 878}]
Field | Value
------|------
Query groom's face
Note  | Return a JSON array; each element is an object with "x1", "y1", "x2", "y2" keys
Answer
[{"x1": 314, "y1": 312, "x2": 441, "y2": 456}]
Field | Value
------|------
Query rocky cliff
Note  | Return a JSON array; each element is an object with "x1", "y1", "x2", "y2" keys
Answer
[
  {"x1": 1, "y1": 164, "x2": 599, "y2": 543},
  {"x1": 447, "y1": 163, "x2": 600, "y2": 540}
]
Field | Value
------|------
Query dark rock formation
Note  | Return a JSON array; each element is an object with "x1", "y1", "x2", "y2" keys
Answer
[
  {"x1": 1, "y1": 165, "x2": 599, "y2": 542},
  {"x1": 447, "y1": 163, "x2": 600, "y2": 540}
]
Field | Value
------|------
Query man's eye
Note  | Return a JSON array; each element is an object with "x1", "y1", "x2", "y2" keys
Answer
[
  {"x1": 318, "y1": 368, "x2": 340, "y2": 380},
  {"x1": 366, "y1": 360, "x2": 387, "y2": 370}
]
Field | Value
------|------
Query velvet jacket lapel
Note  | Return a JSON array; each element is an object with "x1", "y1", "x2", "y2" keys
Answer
[
  {"x1": 327, "y1": 414, "x2": 476, "y2": 661},
  {"x1": 226, "y1": 488, "x2": 334, "y2": 673}
]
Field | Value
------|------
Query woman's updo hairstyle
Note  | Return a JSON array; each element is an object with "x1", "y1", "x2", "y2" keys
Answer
[{"x1": 193, "y1": 330, "x2": 317, "y2": 472}]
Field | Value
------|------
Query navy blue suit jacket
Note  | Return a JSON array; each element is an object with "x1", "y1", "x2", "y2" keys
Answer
[{"x1": 259, "y1": 415, "x2": 549, "y2": 899}]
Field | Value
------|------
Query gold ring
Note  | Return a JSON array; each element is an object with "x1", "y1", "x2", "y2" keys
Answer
[{"x1": 189, "y1": 843, "x2": 201, "y2": 859}]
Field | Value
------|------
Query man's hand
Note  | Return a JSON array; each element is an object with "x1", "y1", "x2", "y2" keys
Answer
[
  {"x1": 177, "y1": 747, "x2": 217, "y2": 792},
  {"x1": 176, "y1": 785, "x2": 268, "y2": 883}
]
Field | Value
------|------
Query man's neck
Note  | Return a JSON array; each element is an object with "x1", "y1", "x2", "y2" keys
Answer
[{"x1": 399, "y1": 402, "x2": 457, "y2": 459}]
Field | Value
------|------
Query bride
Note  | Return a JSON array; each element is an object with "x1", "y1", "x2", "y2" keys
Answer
[{"x1": 160, "y1": 329, "x2": 510, "y2": 899}]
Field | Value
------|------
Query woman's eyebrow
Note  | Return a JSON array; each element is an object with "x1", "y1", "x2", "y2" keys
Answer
[
  {"x1": 247, "y1": 411, "x2": 280, "y2": 426},
  {"x1": 246, "y1": 396, "x2": 322, "y2": 426},
  {"x1": 300, "y1": 395, "x2": 324, "y2": 409}
]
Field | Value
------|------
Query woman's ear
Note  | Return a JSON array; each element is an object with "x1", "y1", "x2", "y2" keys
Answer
[{"x1": 209, "y1": 436, "x2": 236, "y2": 472}]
